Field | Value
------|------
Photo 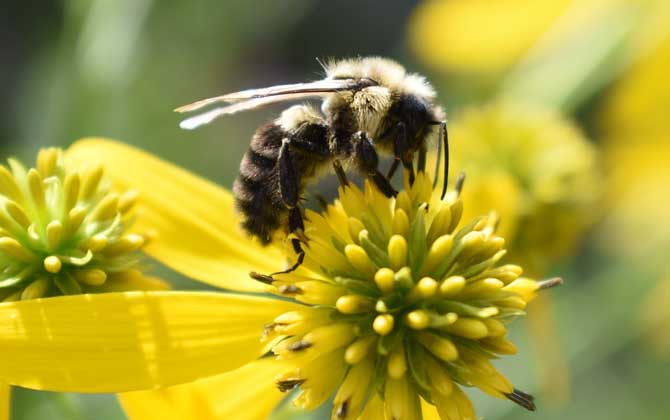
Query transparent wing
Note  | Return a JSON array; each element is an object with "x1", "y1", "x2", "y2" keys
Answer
[
  {"x1": 179, "y1": 94, "x2": 317, "y2": 130},
  {"x1": 175, "y1": 78, "x2": 375, "y2": 113}
]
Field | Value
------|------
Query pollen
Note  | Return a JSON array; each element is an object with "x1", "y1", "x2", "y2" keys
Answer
[
  {"x1": 261, "y1": 172, "x2": 562, "y2": 419},
  {"x1": 0, "y1": 148, "x2": 146, "y2": 301}
]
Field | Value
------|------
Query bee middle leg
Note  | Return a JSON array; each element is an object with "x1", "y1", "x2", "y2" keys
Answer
[
  {"x1": 351, "y1": 131, "x2": 398, "y2": 197},
  {"x1": 386, "y1": 122, "x2": 417, "y2": 184}
]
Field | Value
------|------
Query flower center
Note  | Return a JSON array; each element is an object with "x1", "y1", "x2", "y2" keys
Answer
[
  {"x1": 0, "y1": 148, "x2": 145, "y2": 301},
  {"x1": 261, "y1": 173, "x2": 560, "y2": 419}
]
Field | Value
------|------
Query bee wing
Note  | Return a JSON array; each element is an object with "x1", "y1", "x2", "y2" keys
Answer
[
  {"x1": 175, "y1": 78, "x2": 374, "y2": 114},
  {"x1": 179, "y1": 94, "x2": 320, "y2": 130}
]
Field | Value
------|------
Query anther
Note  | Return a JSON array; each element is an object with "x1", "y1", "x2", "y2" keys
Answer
[
  {"x1": 416, "y1": 331, "x2": 459, "y2": 362},
  {"x1": 439, "y1": 275, "x2": 465, "y2": 297},
  {"x1": 288, "y1": 340, "x2": 312, "y2": 352},
  {"x1": 506, "y1": 388, "x2": 536, "y2": 411},
  {"x1": 373, "y1": 314, "x2": 395, "y2": 336},
  {"x1": 387, "y1": 343, "x2": 407, "y2": 379},
  {"x1": 75, "y1": 268, "x2": 107, "y2": 286},
  {"x1": 335, "y1": 400, "x2": 349, "y2": 419},
  {"x1": 276, "y1": 378, "x2": 306, "y2": 392},
  {"x1": 249, "y1": 271, "x2": 274, "y2": 284},
  {"x1": 405, "y1": 309, "x2": 430, "y2": 330},
  {"x1": 454, "y1": 172, "x2": 466, "y2": 196},
  {"x1": 408, "y1": 277, "x2": 438, "y2": 301},
  {"x1": 374, "y1": 268, "x2": 395, "y2": 294},
  {"x1": 336, "y1": 295, "x2": 373, "y2": 314},
  {"x1": 44, "y1": 256, "x2": 62, "y2": 273},
  {"x1": 538, "y1": 277, "x2": 564, "y2": 290},
  {"x1": 387, "y1": 235, "x2": 407, "y2": 270},
  {"x1": 344, "y1": 336, "x2": 376, "y2": 364}
]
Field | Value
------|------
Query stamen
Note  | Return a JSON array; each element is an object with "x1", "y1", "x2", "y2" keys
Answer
[
  {"x1": 415, "y1": 331, "x2": 458, "y2": 362},
  {"x1": 344, "y1": 336, "x2": 376, "y2": 364},
  {"x1": 387, "y1": 343, "x2": 407, "y2": 379},
  {"x1": 387, "y1": 235, "x2": 408, "y2": 270},
  {"x1": 506, "y1": 388, "x2": 536, "y2": 411},
  {"x1": 374, "y1": 268, "x2": 395, "y2": 294},
  {"x1": 405, "y1": 309, "x2": 430, "y2": 330},
  {"x1": 288, "y1": 340, "x2": 312, "y2": 352},
  {"x1": 442, "y1": 318, "x2": 489, "y2": 340},
  {"x1": 336, "y1": 295, "x2": 373, "y2": 314},
  {"x1": 439, "y1": 275, "x2": 466, "y2": 297},
  {"x1": 537, "y1": 277, "x2": 564, "y2": 290},
  {"x1": 277, "y1": 378, "x2": 306, "y2": 392},
  {"x1": 373, "y1": 314, "x2": 395, "y2": 336},
  {"x1": 43, "y1": 256, "x2": 62, "y2": 273}
]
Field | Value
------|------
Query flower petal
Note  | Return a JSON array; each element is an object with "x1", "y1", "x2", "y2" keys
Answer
[
  {"x1": 0, "y1": 291, "x2": 299, "y2": 392},
  {"x1": 0, "y1": 385, "x2": 9, "y2": 420},
  {"x1": 120, "y1": 358, "x2": 289, "y2": 420},
  {"x1": 420, "y1": 399, "x2": 440, "y2": 420},
  {"x1": 66, "y1": 138, "x2": 287, "y2": 292},
  {"x1": 358, "y1": 393, "x2": 385, "y2": 420}
]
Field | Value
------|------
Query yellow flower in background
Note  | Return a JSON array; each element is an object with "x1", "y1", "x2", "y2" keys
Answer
[
  {"x1": 597, "y1": 40, "x2": 670, "y2": 265},
  {"x1": 600, "y1": 40, "x2": 670, "y2": 141},
  {"x1": 446, "y1": 103, "x2": 600, "y2": 274},
  {"x1": 599, "y1": 141, "x2": 670, "y2": 265},
  {"x1": 0, "y1": 139, "x2": 562, "y2": 420},
  {"x1": 409, "y1": 0, "x2": 668, "y2": 76},
  {"x1": 409, "y1": 0, "x2": 571, "y2": 75}
]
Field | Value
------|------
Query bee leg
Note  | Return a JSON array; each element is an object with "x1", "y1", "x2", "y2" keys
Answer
[
  {"x1": 387, "y1": 159, "x2": 400, "y2": 179},
  {"x1": 333, "y1": 160, "x2": 349, "y2": 188},
  {"x1": 352, "y1": 131, "x2": 398, "y2": 197},
  {"x1": 417, "y1": 146, "x2": 427, "y2": 173},
  {"x1": 271, "y1": 208, "x2": 307, "y2": 276},
  {"x1": 275, "y1": 138, "x2": 308, "y2": 274},
  {"x1": 387, "y1": 122, "x2": 416, "y2": 184}
]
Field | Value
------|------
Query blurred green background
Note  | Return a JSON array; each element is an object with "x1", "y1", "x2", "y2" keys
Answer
[{"x1": 2, "y1": 0, "x2": 668, "y2": 419}]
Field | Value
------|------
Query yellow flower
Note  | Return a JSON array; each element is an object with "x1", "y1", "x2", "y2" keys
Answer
[
  {"x1": 597, "y1": 40, "x2": 670, "y2": 264},
  {"x1": 0, "y1": 148, "x2": 168, "y2": 300},
  {"x1": 600, "y1": 40, "x2": 670, "y2": 141},
  {"x1": 0, "y1": 139, "x2": 562, "y2": 419},
  {"x1": 445, "y1": 103, "x2": 600, "y2": 275},
  {"x1": 409, "y1": 0, "x2": 668, "y2": 76},
  {"x1": 0, "y1": 146, "x2": 173, "y2": 420}
]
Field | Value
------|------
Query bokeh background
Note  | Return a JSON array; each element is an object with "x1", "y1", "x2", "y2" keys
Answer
[{"x1": 2, "y1": 0, "x2": 668, "y2": 419}]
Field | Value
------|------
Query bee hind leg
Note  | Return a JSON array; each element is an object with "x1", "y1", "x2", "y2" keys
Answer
[{"x1": 276, "y1": 139, "x2": 308, "y2": 275}]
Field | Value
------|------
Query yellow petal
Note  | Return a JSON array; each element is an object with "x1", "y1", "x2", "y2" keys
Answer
[
  {"x1": 0, "y1": 384, "x2": 9, "y2": 420},
  {"x1": 0, "y1": 291, "x2": 298, "y2": 392},
  {"x1": 420, "y1": 399, "x2": 440, "y2": 420},
  {"x1": 409, "y1": 0, "x2": 571, "y2": 73},
  {"x1": 102, "y1": 270, "x2": 172, "y2": 292},
  {"x1": 119, "y1": 385, "x2": 212, "y2": 420},
  {"x1": 120, "y1": 358, "x2": 289, "y2": 420},
  {"x1": 358, "y1": 393, "x2": 385, "y2": 420},
  {"x1": 66, "y1": 138, "x2": 286, "y2": 293}
]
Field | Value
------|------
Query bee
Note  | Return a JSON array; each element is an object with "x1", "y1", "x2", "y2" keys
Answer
[{"x1": 176, "y1": 57, "x2": 449, "y2": 279}]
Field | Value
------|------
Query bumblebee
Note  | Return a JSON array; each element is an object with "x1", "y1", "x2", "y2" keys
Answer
[{"x1": 176, "y1": 57, "x2": 448, "y2": 277}]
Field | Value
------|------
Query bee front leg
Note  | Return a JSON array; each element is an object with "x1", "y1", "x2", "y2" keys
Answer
[
  {"x1": 387, "y1": 122, "x2": 416, "y2": 184},
  {"x1": 351, "y1": 131, "x2": 398, "y2": 197}
]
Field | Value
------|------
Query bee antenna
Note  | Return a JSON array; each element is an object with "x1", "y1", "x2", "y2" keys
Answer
[
  {"x1": 432, "y1": 122, "x2": 442, "y2": 190},
  {"x1": 432, "y1": 121, "x2": 450, "y2": 199}
]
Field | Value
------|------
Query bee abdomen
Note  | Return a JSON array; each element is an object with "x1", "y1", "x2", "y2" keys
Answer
[{"x1": 234, "y1": 123, "x2": 286, "y2": 244}]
